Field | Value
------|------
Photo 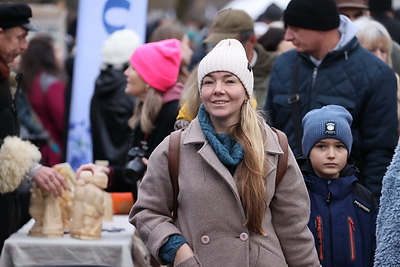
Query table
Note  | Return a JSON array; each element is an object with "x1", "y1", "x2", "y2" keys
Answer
[{"x1": 0, "y1": 215, "x2": 135, "y2": 267}]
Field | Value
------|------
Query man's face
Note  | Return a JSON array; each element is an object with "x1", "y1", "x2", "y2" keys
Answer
[
  {"x1": 284, "y1": 26, "x2": 323, "y2": 57},
  {"x1": 339, "y1": 7, "x2": 369, "y2": 21},
  {"x1": 0, "y1": 26, "x2": 28, "y2": 63}
]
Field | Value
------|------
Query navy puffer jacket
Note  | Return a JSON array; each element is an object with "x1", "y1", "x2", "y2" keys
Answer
[
  {"x1": 265, "y1": 35, "x2": 397, "y2": 199},
  {"x1": 298, "y1": 158, "x2": 377, "y2": 267}
]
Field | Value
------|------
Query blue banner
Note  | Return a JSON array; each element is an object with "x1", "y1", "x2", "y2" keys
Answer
[{"x1": 67, "y1": 0, "x2": 147, "y2": 170}]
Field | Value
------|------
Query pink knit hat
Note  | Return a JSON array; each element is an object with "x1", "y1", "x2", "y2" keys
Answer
[{"x1": 129, "y1": 38, "x2": 182, "y2": 92}]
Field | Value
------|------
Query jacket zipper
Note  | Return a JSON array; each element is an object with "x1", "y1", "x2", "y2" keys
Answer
[
  {"x1": 316, "y1": 216, "x2": 324, "y2": 260},
  {"x1": 311, "y1": 67, "x2": 318, "y2": 89},
  {"x1": 308, "y1": 67, "x2": 318, "y2": 111},
  {"x1": 348, "y1": 217, "x2": 356, "y2": 260}
]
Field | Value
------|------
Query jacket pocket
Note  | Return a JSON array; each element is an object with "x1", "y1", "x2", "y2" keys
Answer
[
  {"x1": 174, "y1": 254, "x2": 202, "y2": 267},
  {"x1": 347, "y1": 217, "x2": 356, "y2": 261},
  {"x1": 316, "y1": 216, "x2": 324, "y2": 260},
  {"x1": 256, "y1": 245, "x2": 288, "y2": 267}
]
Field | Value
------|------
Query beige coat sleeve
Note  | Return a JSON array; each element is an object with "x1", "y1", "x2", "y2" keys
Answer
[
  {"x1": 129, "y1": 136, "x2": 181, "y2": 264},
  {"x1": 270, "y1": 147, "x2": 320, "y2": 267}
]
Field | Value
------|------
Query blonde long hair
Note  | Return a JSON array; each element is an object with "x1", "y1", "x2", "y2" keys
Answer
[
  {"x1": 128, "y1": 87, "x2": 163, "y2": 134},
  {"x1": 230, "y1": 101, "x2": 268, "y2": 235},
  {"x1": 179, "y1": 65, "x2": 202, "y2": 120},
  {"x1": 355, "y1": 18, "x2": 393, "y2": 66}
]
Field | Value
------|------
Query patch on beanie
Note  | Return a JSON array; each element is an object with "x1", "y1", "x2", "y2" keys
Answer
[{"x1": 325, "y1": 122, "x2": 336, "y2": 135}]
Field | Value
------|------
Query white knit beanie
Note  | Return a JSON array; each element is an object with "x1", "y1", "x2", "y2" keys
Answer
[
  {"x1": 101, "y1": 29, "x2": 141, "y2": 66},
  {"x1": 197, "y1": 38, "x2": 254, "y2": 97}
]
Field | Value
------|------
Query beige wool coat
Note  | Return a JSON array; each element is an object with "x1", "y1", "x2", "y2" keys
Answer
[{"x1": 130, "y1": 118, "x2": 320, "y2": 267}]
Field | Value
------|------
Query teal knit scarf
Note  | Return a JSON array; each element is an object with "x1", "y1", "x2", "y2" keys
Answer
[{"x1": 198, "y1": 104, "x2": 244, "y2": 166}]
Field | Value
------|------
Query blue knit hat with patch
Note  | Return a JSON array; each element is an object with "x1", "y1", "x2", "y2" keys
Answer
[{"x1": 302, "y1": 105, "x2": 353, "y2": 157}]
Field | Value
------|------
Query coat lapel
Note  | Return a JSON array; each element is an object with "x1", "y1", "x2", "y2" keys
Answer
[{"x1": 184, "y1": 119, "x2": 241, "y2": 198}]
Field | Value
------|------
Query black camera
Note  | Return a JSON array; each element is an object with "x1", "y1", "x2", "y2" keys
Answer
[{"x1": 124, "y1": 146, "x2": 147, "y2": 184}]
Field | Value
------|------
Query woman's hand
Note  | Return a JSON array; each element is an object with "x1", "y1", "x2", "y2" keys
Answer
[
  {"x1": 76, "y1": 163, "x2": 110, "y2": 178},
  {"x1": 174, "y1": 243, "x2": 194, "y2": 265},
  {"x1": 33, "y1": 166, "x2": 69, "y2": 197}
]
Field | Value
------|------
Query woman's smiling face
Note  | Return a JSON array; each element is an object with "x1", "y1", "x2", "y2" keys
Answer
[{"x1": 200, "y1": 71, "x2": 247, "y2": 128}]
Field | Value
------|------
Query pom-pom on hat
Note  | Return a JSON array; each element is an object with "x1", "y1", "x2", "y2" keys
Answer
[
  {"x1": 197, "y1": 38, "x2": 254, "y2": 97},
  {"x1": 129, "y1": 38, "x2": 181, "y2": 92},
  {"x1": 284, "y1": 0, "x2": 340, "y2": 31},
  {"x1": 302, "y1": 105, "x2": 353, "y2": 157},
  {"x1": 102, "y1": 29, "x2": 141, "y2": 66}
]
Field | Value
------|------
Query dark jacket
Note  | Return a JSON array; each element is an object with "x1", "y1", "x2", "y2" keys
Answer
[
  {"x1": 0, "y1": 73, "x2": 19, "y2": 139},
  {"x1": 265, "y1": 19, "x2": 398, "y2": 199},
  {"x1": 0, "y1": 70, "x2": 20, "y2": 252},
  {"x1": 112, "y1": 83, "x2": 183, "y2": 198},
  {"x1": 298, "y1": 158, "x2": 377, "y2": 267},
  {"x1": 90, "y1": 65, "x2": 135, "y2": 167},
  {"x1": 0, "y1": 66, "x2": 41, "y2": 252},
  {"x1": 372, "y1": 13, "x2": 400, "y2": 45}
]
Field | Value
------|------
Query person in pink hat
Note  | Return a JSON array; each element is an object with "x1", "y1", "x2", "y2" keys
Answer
[{"x1": 76, "y1": 39, "x2": 183, "y2": 200}]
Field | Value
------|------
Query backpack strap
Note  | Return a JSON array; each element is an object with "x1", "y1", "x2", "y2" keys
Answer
[
  {"x1": 272, "y1": 128, "x2": 289, "y2": 188},
  {"x1": 168, "y1": 130, "x2": 182, "y2": 220}
]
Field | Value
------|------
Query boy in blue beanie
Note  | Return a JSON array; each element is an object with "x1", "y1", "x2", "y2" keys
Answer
[{"x1": 297, "y1": 105, "x2": 377, "y2": 267}]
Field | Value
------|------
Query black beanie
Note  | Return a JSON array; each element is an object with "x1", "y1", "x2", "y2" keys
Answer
[{"x1": 284, "y1": 0, "x2": 340, "y2": 31}]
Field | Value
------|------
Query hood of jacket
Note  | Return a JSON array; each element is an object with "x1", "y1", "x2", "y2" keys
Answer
[
  {"x1": 297, "y1": 156, "x2": 359, "y2": 178},
  {"x1": 162, "y1": 82, "x2": 184, "y2": 104},
  {"x1": 303, "y1": 171, "x2": 358, "y2": 200},
  {"x1": 305, "y1": 15, "x2": 360, "y2": 66},
  {"x1": 94, "y1": 65, "x2": 127, "y2": 98}
]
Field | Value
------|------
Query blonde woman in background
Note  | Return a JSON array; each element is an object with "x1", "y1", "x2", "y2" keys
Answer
[
  {"x1": 77, "y1": 39, "x2": 183, "y2": 200},
  {"x1": 355, "y1": 18, "x2": 400, "y2": 135}
]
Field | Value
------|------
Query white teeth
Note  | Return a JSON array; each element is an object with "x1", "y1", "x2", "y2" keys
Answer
[{"x1": 214, "y1": 101, "x2": 227, "y2": 104}]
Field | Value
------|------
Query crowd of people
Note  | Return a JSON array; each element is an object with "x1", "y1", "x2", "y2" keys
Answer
[{"x1": 2, "y1": 0, "x2": 400, "y2": 266}]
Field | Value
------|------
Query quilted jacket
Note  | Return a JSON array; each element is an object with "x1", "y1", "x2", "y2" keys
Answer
[
  {"x1": 265, "y1": 17, "x2": 398, "y2": 199},
  {"x1": 298, "y1": 158, "x2": 377, "y2": 267}
]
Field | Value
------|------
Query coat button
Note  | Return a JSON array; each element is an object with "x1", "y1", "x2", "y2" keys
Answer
[
  {"x1": 201, "y1": 235, "x2": 210, "y2": 244},
  {"x1": 239, "y1": 232, "x2": 248, "y2": 241}
]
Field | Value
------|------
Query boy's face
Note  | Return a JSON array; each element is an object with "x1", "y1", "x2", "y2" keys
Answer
[{"x1": 309, "y1": 138, "x2": 348, "y2": 179}]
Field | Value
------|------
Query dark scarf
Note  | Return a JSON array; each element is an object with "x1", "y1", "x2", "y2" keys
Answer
[
  {"x1": 198, "y1": 104, "x2": 244, "y2": 166},
  {"x1": 0, "y1": 56, "x2": 10, "y2": 80}
]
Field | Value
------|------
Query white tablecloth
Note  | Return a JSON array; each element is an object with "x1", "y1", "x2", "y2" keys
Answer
[{"x1": 0, "y1": 215, "x2": 135, "y2": 267}]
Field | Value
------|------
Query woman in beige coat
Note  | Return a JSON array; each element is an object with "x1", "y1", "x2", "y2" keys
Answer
[{"x1": 130, "y1": 39, "x2": 319, "y2": 267}]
